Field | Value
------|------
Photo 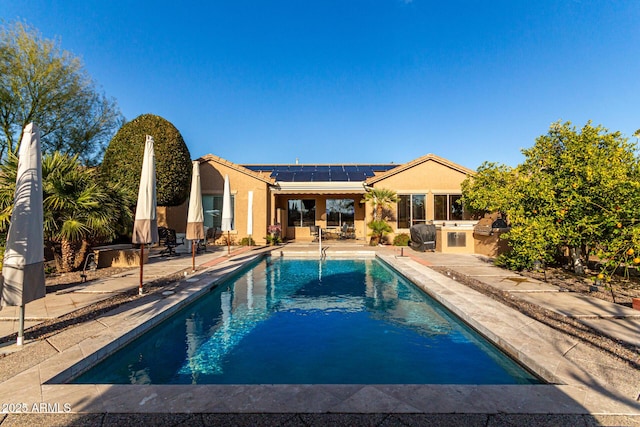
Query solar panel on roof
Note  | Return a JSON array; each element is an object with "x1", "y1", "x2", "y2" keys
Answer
[
  {"x1": 348, "y1": 172, "x2": 368, "y2": 181},
  {"x1": 313, "y1": 171, "x2": 330, "y2": 181},
  {"x1": 241, "y1": 163, "x2": 396, "y2": 182},
  {"x1": 295, "y1": 171, "x2": 313, "y2": 181},
  {"x1": 330, "y1": 171, "x2": 349, "y2": 181},
  {"x1": 275, "y1": 171, "x2": 296, "y2": 181}
]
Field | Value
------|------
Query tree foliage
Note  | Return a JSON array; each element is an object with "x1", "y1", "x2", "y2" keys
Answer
[
  {"x1": 361, "y1": 187, "x2": 398, "y2": 221},
  {"x1": 0, "y1": 21, "x2": 123, "y2": 165},
  {"x1": 361, "y1": 187, "x2": 397, "y2": 245},
  {"x1": 463, "y1": 121, "x2": 640, "y2": 274},
  {"x1": 101, "y1": 114, "x2": 192, "y2": 207},
  {"x1": 0, "y1": 152, "x2": 133, "y2": 272},
  {"x1": 460, "y1": 162, "x2": 515, "y2": 216}
]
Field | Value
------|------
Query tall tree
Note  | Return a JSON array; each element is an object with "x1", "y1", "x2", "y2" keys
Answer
[
  {"x1": 463, "y1": 121, "x2": 640, "y2": 272},
  {"x1": 460, "y1": 162, "x2": 515, "y2": 217},
  {"x1": 0, "y1": 21, "x2": 123, "y2": 165},
  {"x1": 101, "y1": 114, "x2": 192, "y2": 207},
  {"x1": 516, "y1": 121, "x2": 640, "y2": 272}
]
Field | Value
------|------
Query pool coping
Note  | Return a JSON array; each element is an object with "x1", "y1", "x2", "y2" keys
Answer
[{"x1": 0, "y1": 250, "x2": 638, "y2": 415}]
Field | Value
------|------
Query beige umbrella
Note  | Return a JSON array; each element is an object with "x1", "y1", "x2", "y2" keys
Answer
[
  {"x1": 1, "y1": 123, "x2": 46, "y2": 346},
  {"x1": 220, "y1": 174, "x2": 233, "y2": 255},
  {"x1": 132, "y1": 135, "x2": 159, "y2": 295},
  {"x1": 247, "y1": 190, "x2": 253, "y2": 243},
  {"x1": 186, "y1": 161, "x2": 205, "y2": 271}
]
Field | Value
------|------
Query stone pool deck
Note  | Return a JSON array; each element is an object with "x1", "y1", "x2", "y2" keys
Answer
[{"x1": 0, "y1": 242, "x2": 638, "y2": 426}]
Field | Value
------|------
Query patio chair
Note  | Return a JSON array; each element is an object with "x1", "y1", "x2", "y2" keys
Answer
[
  {"x1": 339, "y1": 223, "x2": 355, "y2": 239},
  {"x1": 206, "y1": 226, "x2": 222, "y2": 245},
  {"x1": 311, "y1": 225, "x2": 321, "y2": 242},
  {"x1": 158, "y1": 227, "x2": 183, "y2": 256}
]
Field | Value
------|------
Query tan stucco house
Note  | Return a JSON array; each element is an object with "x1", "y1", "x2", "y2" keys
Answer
[{"x1": 160, "y1": 153, "x2": 503, "y2": 255}]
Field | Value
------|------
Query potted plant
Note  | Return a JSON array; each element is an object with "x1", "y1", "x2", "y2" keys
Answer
[{"x1": 266, "y1": 224, "x2": 282, "y2": 246}]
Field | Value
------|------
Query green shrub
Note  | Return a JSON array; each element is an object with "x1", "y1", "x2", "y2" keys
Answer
[
  {"x1": 240, "y1": 237, "x2": 256, "y2": 246},
  {"x1": 219, "y1": 234, "x2": 236, "y2": 246},
  {"x1": 265, "y1": 234, "x2": 282, "y2": 245},
  {"x1": 100, "y1": 114, "x2": 192, "y2": 207},
  {"x1": 368, "y1": 220, "x2": 393, "y2": 246},
  {"x1": 393, "y1": 233, "x2": 411, "y2": 246}
]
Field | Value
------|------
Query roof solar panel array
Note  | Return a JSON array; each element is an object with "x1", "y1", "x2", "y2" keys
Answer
[{"x1": 243, "y1": 164, "x2": 396, "y2": 182}]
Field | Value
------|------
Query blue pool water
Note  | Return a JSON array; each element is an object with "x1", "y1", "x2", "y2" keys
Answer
[{"x1": 72, "y1": 258, "x2": 540, "y2": 385}]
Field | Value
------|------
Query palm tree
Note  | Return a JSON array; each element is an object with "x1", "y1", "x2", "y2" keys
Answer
[
  {"x1": 0, "y1": 151, "x2": 133, "y2": 272},
  {"x1": 361, "y1": 187, "x2": 398, "y2": 245},
  {"x1": 361, "y1": 187, "x2": 398, "y2": 221},
  {"x1": 367, "y1": 219, "x2": 393, "y2": 246}
]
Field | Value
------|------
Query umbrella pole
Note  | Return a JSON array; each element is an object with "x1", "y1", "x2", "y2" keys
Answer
[
  {"x1": 139, "y1": 244, "x2": 144, "y2": 295},
  {"x1": 17, "y1": 305, "x2": 25, "y2": 346},
  {"x1": 227, "y1": 231, "x2": 230, "y2": 256},
  {"x1": 192, "y1": 240, "x2": 196, "y2": 271}
]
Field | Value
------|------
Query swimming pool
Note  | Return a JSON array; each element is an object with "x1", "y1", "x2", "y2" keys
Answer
[{"x1": 72, "y1": 257, "x2": 540, "y2": 385}]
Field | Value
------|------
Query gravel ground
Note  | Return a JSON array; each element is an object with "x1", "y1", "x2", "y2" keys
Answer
[
  {"x1": 431, "y1": 265, "x2": 640, "y2": 370},
  {"x1": 518, "y1": 265, "x2": 640, "y2": 307},
  {"x1": 0, "y1": 265, "x2": 185, "y2": 347}
]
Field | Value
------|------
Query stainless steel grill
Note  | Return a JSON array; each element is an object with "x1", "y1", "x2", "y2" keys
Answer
[{"x1": 473, "y1": 217, "x2": 509, "y2": 236}]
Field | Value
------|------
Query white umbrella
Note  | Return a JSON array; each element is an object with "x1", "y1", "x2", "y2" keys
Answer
[
  {"x1": 221, "y1": 174, "x2": 233, "y2": 255},
  {"x1": 247, "y1": 190, "x2": 253, "y2": 242},
  {"x1": 186, "y1": 161, "x2": 205, "y2": 271},
  {"x1": 132, "y1": 135, "x2": 159, "y2": 295},
  {"x1": 1, "y1": 123, "x2": 46, "y2": 346}
]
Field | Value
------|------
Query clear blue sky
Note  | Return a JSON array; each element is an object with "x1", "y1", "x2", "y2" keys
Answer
[{"x1": 2, "y1": 1, "x2": 639, "y2": 170}]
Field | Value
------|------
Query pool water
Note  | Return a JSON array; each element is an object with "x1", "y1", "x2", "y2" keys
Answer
[{"x1": 72, "y1": 258, "x2": 541, "y2": 385}]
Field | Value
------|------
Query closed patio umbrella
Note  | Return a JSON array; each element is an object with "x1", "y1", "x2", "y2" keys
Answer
[
  {"x1": 221, "y1": 174, "x2": 233, "y2": 255},
  {"x1": 132, "y1": 135, "x2": 159, "y2": 295},
  {"x1": 186, "y1": 161, "x2": 205, "y2": 271},
  {"x1": 1, "y1": 123, "x2": 46, "y2": 346},
  {"x1": 247, "y1": 191, "x2": 253, "y2": 242}
]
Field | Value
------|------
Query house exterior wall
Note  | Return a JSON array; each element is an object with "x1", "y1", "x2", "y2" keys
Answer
[
  {"x1": 201, "y1": 160, "x2": 271, "y2": 245},
  {"x1": 158, "y1": 203, "x2": 188, "y2": 232},
  {"x1": 368, "y1": 157, "x2": 476, "y2": 252},
  {"x1": 474, "y1": 231, "x2": 511, "y2": 257},
  {"x1": 154, "y1": 153, "x2": 501, "y2": 255}
]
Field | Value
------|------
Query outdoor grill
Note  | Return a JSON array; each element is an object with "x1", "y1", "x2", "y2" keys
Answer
[
  {"x1": 410, "y1": 224, "x2": 436, "y2": 252},
  {"x1": 473, "y1": 217, "x2": 509, "y2": 236}
]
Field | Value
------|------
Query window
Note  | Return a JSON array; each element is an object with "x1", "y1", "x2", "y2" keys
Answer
[
  {"x1": 397, "y1": 194, "x2": 426, "y2": 228},
  {"x1": 202, "y1": 195, "x2": 235, "y2": 230},
  {"x1": 288, "y1": 199, "x2": 316, "y2": 227},
  {"x1": 434, "y1": 194, "x2": 463, "y2": 221},
  {"x1": 326, "y1": 199, "x2": 354, "y2": 227}
]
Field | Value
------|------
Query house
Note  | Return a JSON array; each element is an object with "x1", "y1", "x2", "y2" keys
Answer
[{"x1": 159, "y1": 153, "x2": 500, "y2": 254}]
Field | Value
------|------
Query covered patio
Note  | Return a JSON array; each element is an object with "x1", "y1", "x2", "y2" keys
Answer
[{"x1": 271, "y1": 186, "x2": 367, "y2": 242}]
